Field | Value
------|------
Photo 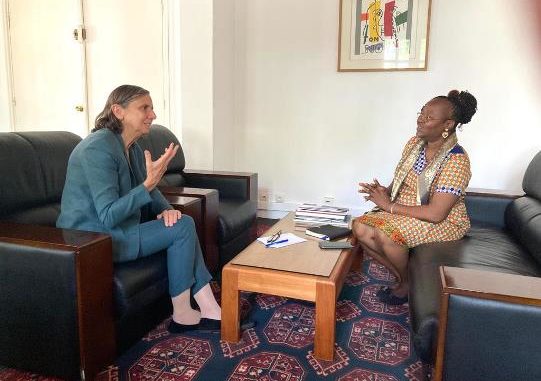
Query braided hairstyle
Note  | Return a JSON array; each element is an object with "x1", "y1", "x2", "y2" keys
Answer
[{"x1": 436, "y1": 90, "x2": 477, "y2": 129}]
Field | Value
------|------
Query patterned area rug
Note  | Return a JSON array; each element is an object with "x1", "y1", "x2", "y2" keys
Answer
[{"x1": 0, "y1": 218, "x2": 431, "y2": 381}]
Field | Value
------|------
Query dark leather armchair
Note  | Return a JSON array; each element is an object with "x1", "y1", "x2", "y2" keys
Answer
[
  {"x1": 0, "y1": 131, "x2": 115, "y2": 380},
  {"x1": 138, "y1": 125, "x2": 258, "y2": 274},
  {"x1": 0, "y1": 130, "x2": 225, "y2": 380},
  {"x1": 408, "y1": 150, "x2": 541, "y2": 371}
]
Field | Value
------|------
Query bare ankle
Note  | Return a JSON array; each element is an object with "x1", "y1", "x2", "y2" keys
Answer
[
  {"x1": 173, "y1": 309, "x2": 201, "y2": 325},
  {"x1": 200, "y1": 308, "x2": 221, "y2": 321}
]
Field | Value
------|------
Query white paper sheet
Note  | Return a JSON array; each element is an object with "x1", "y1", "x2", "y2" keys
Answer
[{"x1": 257, "y1": 232, "x2": 307, "y2": 248}]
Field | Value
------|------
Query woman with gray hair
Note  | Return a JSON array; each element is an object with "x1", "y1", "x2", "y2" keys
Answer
[{"x1": 58, "y1": 84, "x2": 233, "y2": 332}]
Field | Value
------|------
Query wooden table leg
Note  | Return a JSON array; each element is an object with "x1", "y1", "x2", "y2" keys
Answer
[
  {"x1": 314, "y1": 280, "x2": 336, "y2": 360},
  {"x1": 350, "y1": 246, "x2": 363, "y2": 272},
  {"x1": 221, "y1": 265, "x2": 241, "y2": 342}
]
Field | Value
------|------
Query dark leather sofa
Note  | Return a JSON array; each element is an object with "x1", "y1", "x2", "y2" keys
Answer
[
  {"x1": 0, "y1": 129, "x2": 257, "y2": 380},
  {"x1": 408, "y1": 150, "x2": 541, "y2": 366}
]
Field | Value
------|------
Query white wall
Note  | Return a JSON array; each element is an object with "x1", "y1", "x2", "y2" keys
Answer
[
  {"x1": 179, "y1": 0, "x2": 214, "y2": 170},
  {"x1": 0, "y1": 0, "x2": 12, "y2": 131},
  {"x1": 230, "y1": 0, "x2": 541, "y2": 214},
  {"x1": 177, "y1": 0, "x2": 236, "y2": 171},
  {"x1": 212, "y1": 0, "x2": 236, "y2": 170},
  {"x1": 0, "y1": 0, "x2": 168, "y2": 136},
  {"x1": 1, "y1": 0, "x2": 539, "y2": 210},
  {"x1": 84, "y1": 0, "x2": 165, "y2": 135}
]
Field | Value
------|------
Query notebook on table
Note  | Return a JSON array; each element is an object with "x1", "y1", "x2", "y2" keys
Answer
[{"x1": 305, "y1": 224, "x2": 352, "y2": 241}]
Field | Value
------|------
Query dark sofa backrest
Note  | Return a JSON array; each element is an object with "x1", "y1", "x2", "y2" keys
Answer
[
  {"x1": 0, "y1": 131, "x2": 81, "y2": 226},
  {"x1": 137, "y1": 124, "x2": 186, "y2": 187},
  {"x1": 505, "y1": 150, "x2": 541, "y2": 265}
]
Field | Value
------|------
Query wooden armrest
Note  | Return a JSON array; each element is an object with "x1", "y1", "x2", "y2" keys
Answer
[
  {"x1": 183, "y1": 170, "x2": 258, "y2": 202},
  {"x1": 165, "y1": 195, "x2": 204, "y2": 244},
  {"x1": 440, "y1": 266, "x2": 541, "y2": 307},
  {"x1": 466, "y1": 187, "x2": 524, "y2": 199},
  {"x1": 184, "y1": 169, "x2": 257, "y2": 177},
  {"x1": 0, "y1": 221, "x2": 109, "y2": 248},
  {"x1": 433, "y1": 266, "x2": 541, "y2": 381},
  {"x1": 159, "y1": 187, "x2": 220, "y2": 274},
  {"x1": 160, "y1": 186, "x2": 219, "y2": 198},
  {"x1": 0, "y1": 222, "x2": 115, "y2": 380}
]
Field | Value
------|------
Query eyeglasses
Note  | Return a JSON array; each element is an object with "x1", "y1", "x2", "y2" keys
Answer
[
  {"x1": 416, "y1": 112, "x2": 450, "y2": 122},
  {"x1": 266, "y1": 230, "x2": 282, "y2": 244}
]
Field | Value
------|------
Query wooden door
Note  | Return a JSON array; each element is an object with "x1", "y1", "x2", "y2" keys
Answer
[
  {"x1": 83, "y1": 0, "x2": 166, "y2": 129},
  {"x1": 7, "y1": 0, "x2": 88, "y2": 137}
]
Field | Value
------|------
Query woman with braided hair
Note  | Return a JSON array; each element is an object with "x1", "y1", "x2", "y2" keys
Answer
[{"x1": 352, "y1": 90, "x2": 478, "y2": 305}]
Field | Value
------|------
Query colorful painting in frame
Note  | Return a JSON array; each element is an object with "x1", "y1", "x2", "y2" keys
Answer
[{"x1": 338, "y1": 0, "x2": 432, "y2": 71}]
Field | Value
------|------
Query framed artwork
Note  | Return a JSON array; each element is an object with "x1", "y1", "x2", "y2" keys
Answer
[{"x1": 338, "y1": 0, "x2": 432, "y2": 71}]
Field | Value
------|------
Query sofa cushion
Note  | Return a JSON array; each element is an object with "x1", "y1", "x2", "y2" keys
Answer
[
  {"x1": 0, "y1": 132, "x2": 76, "y2": 215},
  {"x1": 0, "y1": 132, "x2": 80, "y2": 225},
  {"x1": 465, "y1": 194, "x2": 514, "y2": 229},
  {"x1": 217, "y1": 199, "x2": 257, "y2": 244},
  {"x1": 0, "y1": 133, "x2": 45, "y2": 217},
  {"x1": 1, "y1": 203, "x2": 61, "y2": 227},
  {"x1": 409, "y1": 225, "x2": 541, "y2": 362},
  {"x1": 16, "y1": 132, "x2": 80, "y2": 201},
  {"x1": 113, "y1": 251, "x2": 169, "y2": 319},
  {"x1": 505, "y1": 196, "x2": 541, "y2": 266}
]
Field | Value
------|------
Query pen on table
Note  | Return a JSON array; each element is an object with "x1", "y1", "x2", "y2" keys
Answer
[{"x1": 265, "y1": 239, "x2": 289, "y2": 247}]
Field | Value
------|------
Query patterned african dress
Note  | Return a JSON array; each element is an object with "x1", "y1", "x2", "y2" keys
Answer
[{"x1": 357, "y1": 136, "x2": 471, "y2": 248}]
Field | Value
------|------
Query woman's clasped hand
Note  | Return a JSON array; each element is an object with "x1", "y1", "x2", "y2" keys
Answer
[{"x1": 358, "y1": 179, "x2": 392, "y2": 212}]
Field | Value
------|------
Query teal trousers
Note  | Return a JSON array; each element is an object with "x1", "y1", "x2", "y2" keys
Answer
[{"x1": 138, "y1": 215, "x2": 212, "y2": 297}]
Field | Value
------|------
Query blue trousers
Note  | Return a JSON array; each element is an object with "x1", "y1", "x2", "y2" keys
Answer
[{"x1": 138, "y1": 215, "x2": 212, "y2": 297}]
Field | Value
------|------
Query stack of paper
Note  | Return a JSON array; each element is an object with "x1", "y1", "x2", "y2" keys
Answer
[{"x1": 294, "y1": 203, "x2": 351, "y2": 228}]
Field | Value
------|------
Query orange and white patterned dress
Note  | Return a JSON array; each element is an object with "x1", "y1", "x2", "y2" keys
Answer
[{"x1": 358, "y1": 136, "x2": 471, "y2": 248}]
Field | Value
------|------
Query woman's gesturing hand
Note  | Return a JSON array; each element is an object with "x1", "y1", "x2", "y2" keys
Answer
[
  {"x1": 143, "y1": 143, "x2": 179, "y2": 191},
  {"x1": 157, "y1": 209, "x2": 182, "y2": 227},
  {"x1": 358, "y1": 178, "x2": 393, "y2": 212}
]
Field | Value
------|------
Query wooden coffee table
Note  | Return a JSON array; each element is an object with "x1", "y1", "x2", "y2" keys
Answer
[{"x1": 220, "y1": 213, "x2": 358, "y2": 360}]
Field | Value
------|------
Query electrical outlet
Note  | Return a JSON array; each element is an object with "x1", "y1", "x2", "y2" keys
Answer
[
  {"x1": 275, "y1": 193, "x2": 285, "y2": 203},
  {"x1": 259, "y1": 190, "x2": 269, "y2": 202},
  {"x1": 323, "y1": 196, "x2": 335, "y2": 205}
]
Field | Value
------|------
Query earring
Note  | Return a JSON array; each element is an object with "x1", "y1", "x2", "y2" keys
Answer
[{"x1": 442, "y1": 129, "x2": 449, "y2": 139}]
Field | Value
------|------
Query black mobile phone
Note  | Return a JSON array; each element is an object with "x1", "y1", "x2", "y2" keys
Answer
[{"x1": 318, "y1": 241, "x2": 353, "y2": 250}]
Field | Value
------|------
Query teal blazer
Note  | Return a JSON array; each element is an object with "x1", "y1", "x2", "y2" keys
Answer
[{"x1": 57, "y1": 129, "x2": 171, "y2": 262}]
